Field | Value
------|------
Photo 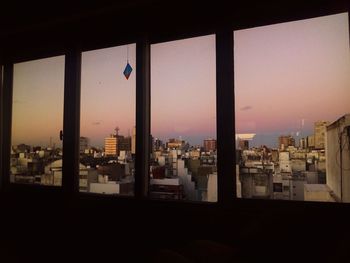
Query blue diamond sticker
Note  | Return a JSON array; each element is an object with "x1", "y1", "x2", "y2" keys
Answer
[{"x1": 123, "y1": 62, "x2": 133, "y2": 80}]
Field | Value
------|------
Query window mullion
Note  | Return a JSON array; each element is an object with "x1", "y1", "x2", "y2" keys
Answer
[
  {"x1": 135, "y1": 36, "x2": 151, "y2": 199},
  {"x1": 62, "y1": 48, "x2": 81, "y2": 195},
  {"x1": 1, "y1": 62, "x2": 13, "y2": 192},
  {"x1": 216, "y1": 29, "x2": 235, "y2": 203}
]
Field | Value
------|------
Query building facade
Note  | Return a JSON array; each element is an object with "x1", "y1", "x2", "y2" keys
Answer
[
  {"x1": 203, "y1": 138, "x2": 217, "y2": 152},
  {"x1": 326, "y1": 114, "x2": 350, "y2": 202},
  {"x1": 315, "y1": 121, "x2": 330, "y2": 149}
]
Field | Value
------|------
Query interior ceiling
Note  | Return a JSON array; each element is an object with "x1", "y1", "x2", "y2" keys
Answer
[
  {"x1": 1, "y1": 0, "x2": 347, "y2": 33},
  {"x1": 0, "y1": 1, "x2": 155, "y2": 34},
  {"x1": 0, "y1": 0, "x2": 348, "y2": 60}
]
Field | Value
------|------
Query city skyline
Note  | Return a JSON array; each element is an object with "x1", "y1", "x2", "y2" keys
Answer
[
  {"x1": 11, "y1": 13, "x2": 349, "y2": 148},
  {"x1": 235, "y1": 12, "x2": 350, "y2": 147}
]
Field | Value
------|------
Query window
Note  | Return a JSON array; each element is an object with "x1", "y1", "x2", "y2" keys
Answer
[
  {"x1": 11, "y1": 56, "x2": 65, "y2": 185},
  {"x1": 150, "y1": 35, "x2": 217, "y2": 202},
  {"x1": 79, "y1": 44, "x2": 136, "y2": 195},
  {"x1": 234, "y1": 13, "x2": 350, "y2": 202}
]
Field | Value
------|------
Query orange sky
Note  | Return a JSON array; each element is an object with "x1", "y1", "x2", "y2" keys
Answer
[{"x1": 11, "y1": 12, "x2": 349, "y2": 148}]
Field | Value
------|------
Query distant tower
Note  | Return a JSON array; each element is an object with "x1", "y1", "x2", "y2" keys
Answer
[{"x1": 105, "y1": 136, "x2": 117, "y2": 156}]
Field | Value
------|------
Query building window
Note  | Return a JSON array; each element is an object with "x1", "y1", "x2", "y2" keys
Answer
[
  {"x1": 150, "y1": 35, "x2": 217, "y2": 201},
  {"x1": 79, "y1": 44, "x2": 136, "y2": 195},
  {"x1": 11, "y1": 56, "x2": 65, "y2": 185},
  {"x1": 234, "y1": 13, "x2": 350, "y2": 202}
]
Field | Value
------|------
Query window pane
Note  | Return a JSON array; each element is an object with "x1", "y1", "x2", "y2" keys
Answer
[
  {"x1": 11, "y1": 56, "x2": 65, "y2": 185},
  {"x1": 234, "y1": 13, "x2": 350, "y2": 202},
  {"x1": 151, "y1": 35, "x2": 217, "y2": 202},
  {"x1": 79, "y1": 44, "x2": 136, "y2": 195}
]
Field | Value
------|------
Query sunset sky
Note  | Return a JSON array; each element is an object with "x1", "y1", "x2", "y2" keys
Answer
[
  {"x1": 12, "y1": 56, "x2": 65, "y2": 147},
  {"x1": 235, "y1": 12, "x2": 350, "y2": 147},
  {"x1": 151, "y1": 35, "x2": 216, "y2": 145},
  {"x1": 80, "y1": 44, "x2": 136, "y2": 147},
  {"x1": 11, "y1": 12, "x2": 349, "y2": 148}
]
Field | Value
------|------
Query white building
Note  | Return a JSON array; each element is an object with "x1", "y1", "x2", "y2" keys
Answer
[
  {"x1": 279, "y1": 152, "x2": 291, "y2": 173},
  {"x1": 206, "y1": 172, "x2": 217, "y2": 202},
  {"x1": 89, "y1": 182, "x2": 120, "y2": 194},
  {"x1": 304, "y1": 184, "x2": 335, "y2": 202},
  {"x1": 326, "y1": 114, "x2": 350, "y2": 202},
  {"x1": 177, "y1": 159, "x2": 196, "y2": 201}
]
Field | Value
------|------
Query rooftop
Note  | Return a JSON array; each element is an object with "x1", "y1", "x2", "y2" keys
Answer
[{"x1": 304, "y1": 184, "x2": 331, "y2": 192}]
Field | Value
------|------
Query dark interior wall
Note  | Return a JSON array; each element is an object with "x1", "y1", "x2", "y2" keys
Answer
[
  {"x1": 0, "y1": 1, "x2": 350, "y2": 262},
  {"x1": 1, "y1": 191, "x2": 350, "y2": 262}
]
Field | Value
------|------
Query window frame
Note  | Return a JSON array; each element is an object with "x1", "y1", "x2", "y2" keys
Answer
[{"x1": 0, "y1": 6, "x2": 348, "y2": 213}]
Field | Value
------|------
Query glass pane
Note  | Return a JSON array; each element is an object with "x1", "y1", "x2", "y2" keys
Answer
[
  {"x1": 11, "y1": 56, "x2": 65, "y2": 185},
  {"x1": 80, "y1": 44, "x2": 136, "y2": 195},
  {"x1": 234, "y1": 13, "x2": 350, "y2": 202},
  {"x1": 151, "y1": 35, "x2": 217, "y2": 202}
]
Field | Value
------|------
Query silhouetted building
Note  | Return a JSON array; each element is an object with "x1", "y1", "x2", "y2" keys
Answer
[
  {"x1": 203, "y1": 138, "x2": 217, "y2": 152},
  {"x1": 96, "y1": 163, "x2": 126, "y2": 181},
  {"x1": 238, "y1": 139, "x2": 249, "y2": 150},
  {"x1": 16, "y1": 144, "x2": 31, "y2": 153},
  {"x1": 118, "y1": 136, "x2": 131, "y2": 154},
  {"x1": 152, "y1": 166, "x2": 166, "y2": 179},
  {"x1": 80, "y1": 137, "x2": 89, "y2": 154},
  {"x1": 278, "y1": 135, "x2": 295, "y2": 150}
]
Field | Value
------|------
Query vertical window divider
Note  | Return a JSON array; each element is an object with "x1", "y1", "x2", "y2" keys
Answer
[
  {"x1": 216, "y1": 28, "x2": 236, "y2": 204},
  {"x1": 62, "y1": 48, "x2": 81, "y2": 195},
  {"x1": 0, "y1": 63, "x2": 3, "y2": 192},
  {"x1": 1, "y1": 61, "x2": 13, "y2": 193},
  {"x1": 135, "y1": 36, "x2": 151, "y2": 199}
]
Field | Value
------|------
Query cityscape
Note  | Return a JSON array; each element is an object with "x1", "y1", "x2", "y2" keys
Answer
[
  {"x1": 10, "y1": 126, "x2": 218, "y2": 202},
  {"x1": 9, "y1": 12, "x2": 350, "y2": 203},
  {"x1": 9, "y1": 113, "x2": 350, "y2": 203},
  {"x1": 237, "y1": 115, "x2": 350, "y2": 202}
]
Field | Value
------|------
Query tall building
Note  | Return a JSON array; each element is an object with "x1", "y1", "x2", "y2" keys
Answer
[
  {"x1": 105, "y1": 136, "x2": 117, "y2": 156},
  {"x1": 278, "y1": 135, "x2": 295, "y2": 150},
  {"x1": 104, "y1": 127, "x2": 132, "y2": 156},
  {"x1": 203, "y1": 138, "x2": 217, "y2": 152},
  {"x1": 314, "y1": 121, "x2": 330, "y2": 149},
  {"x1": 307, "y1": 135, "x2": 315, "y2": 149},
  {"x1": 80, "y1": 137, "x2": 89, "y2": 154},
  {"x1": 118, "y1": 136, "x2": 131, "y2": 154}
]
